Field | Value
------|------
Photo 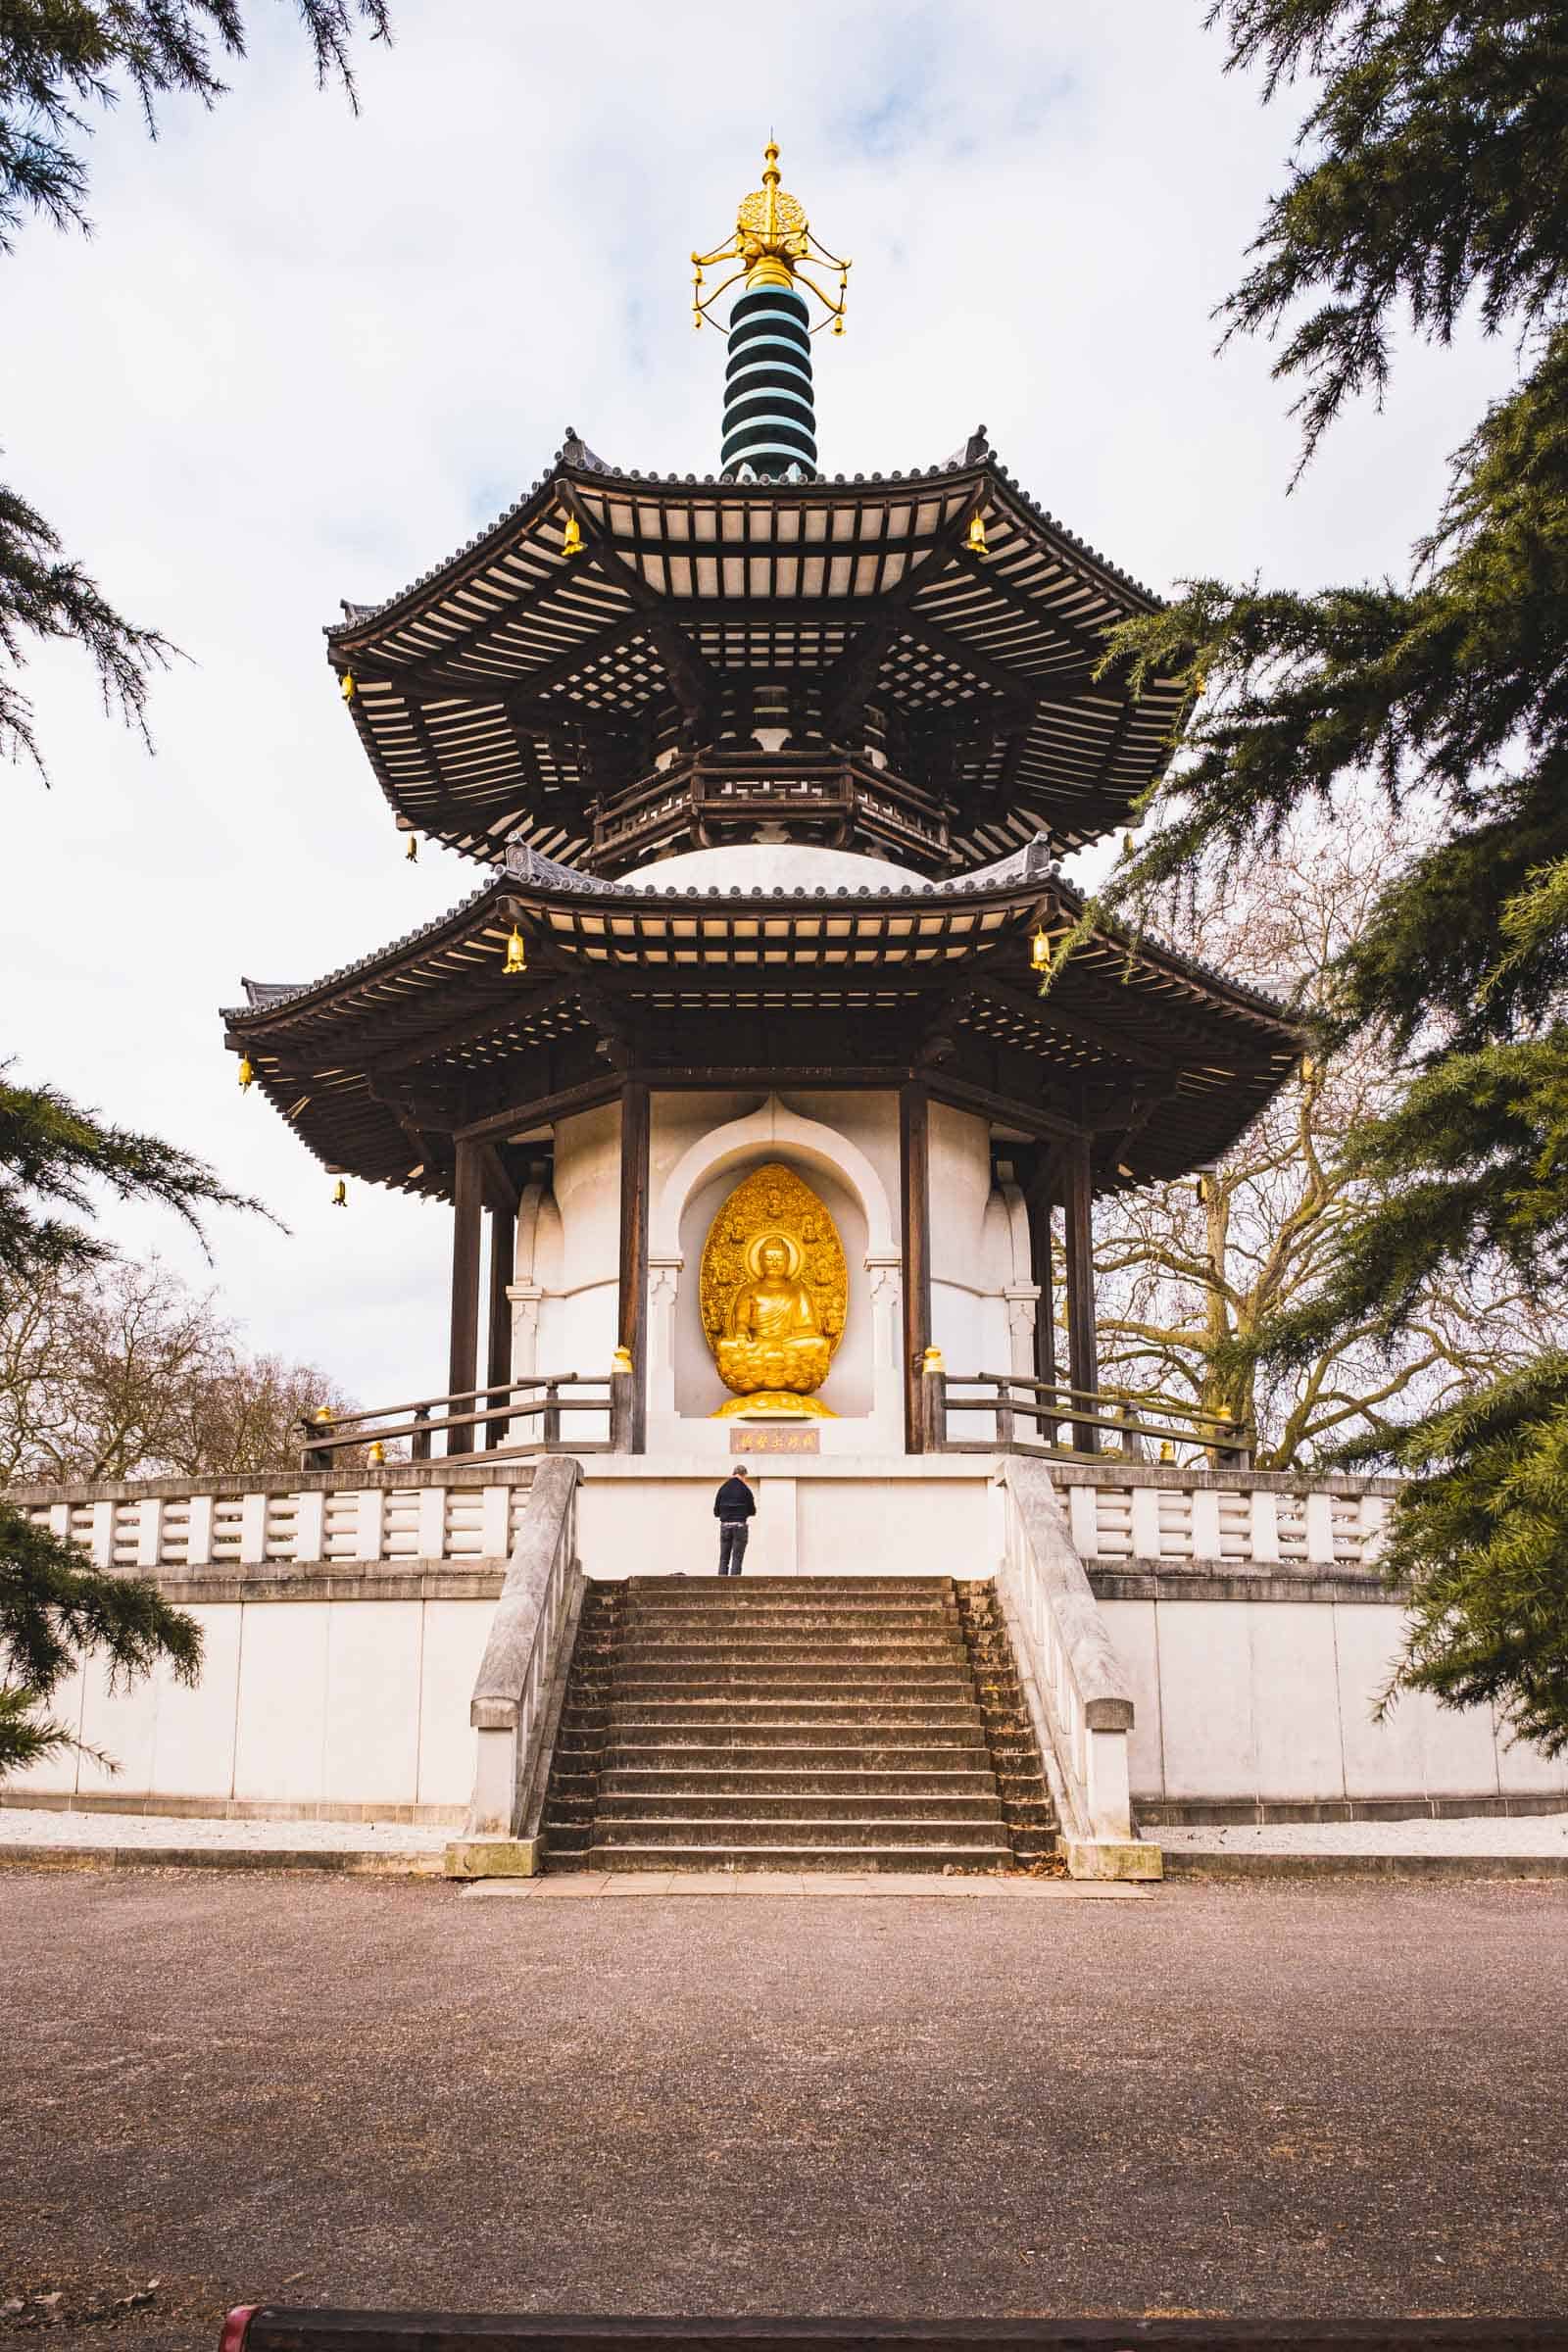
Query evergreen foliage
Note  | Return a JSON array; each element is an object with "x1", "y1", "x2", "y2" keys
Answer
[
  {"x1": 0, "y1": 1066, "x2": 261, "y2": 1287},
  {"x1": 0, "y1": 1499, "x2": 202, "y2": 1774},
  {"x1": 1102, "y1": 1, "x2": 1568, "y2": 1748}
]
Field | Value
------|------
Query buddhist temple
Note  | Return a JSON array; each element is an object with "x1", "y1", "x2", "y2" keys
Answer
[{"x1": 223, "y1": 141, "x2": 1301, "y2": 1465}]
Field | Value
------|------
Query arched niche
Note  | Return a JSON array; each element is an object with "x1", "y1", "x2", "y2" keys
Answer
[{"x1": 648, "y1": 1094, "x2": 902, "y2": 1432}]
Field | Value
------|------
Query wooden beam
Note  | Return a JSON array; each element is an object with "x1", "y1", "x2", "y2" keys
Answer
[
  {"x1": 900, "y1": 1081, "x2": 933, "y2": 1453},
  {"x1": 448, "y1": 1139, "x2": 484, "y2": 1453},
  {"x1": 1060, "y1": 1132, "x2": 1100, "y2": 1456},
  {"x1": 617, "y1": 1079, "x2": 651, "y2": 1454}
]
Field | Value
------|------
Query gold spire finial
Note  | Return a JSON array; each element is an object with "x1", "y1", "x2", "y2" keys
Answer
[{"x1": 691, "y1": 137, "x2": 851, "y2": 335}]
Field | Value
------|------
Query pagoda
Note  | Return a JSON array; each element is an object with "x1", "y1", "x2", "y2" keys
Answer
[{"x1": 224, "y1": 142, "x2": 1299, "y2": 1461}]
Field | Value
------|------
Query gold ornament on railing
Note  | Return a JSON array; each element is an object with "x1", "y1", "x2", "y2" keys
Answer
[
  {"x1": 700, "y1": 1161, "x2": 847, "y2": 1419},
  {"x1": 367, "y1": 1441, "x2": 386, "y2": 1466}
]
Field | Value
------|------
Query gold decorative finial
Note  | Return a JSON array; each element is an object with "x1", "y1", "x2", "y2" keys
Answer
[{"x1": 691, "y1": 138, "x2": 851, "y2": 336}]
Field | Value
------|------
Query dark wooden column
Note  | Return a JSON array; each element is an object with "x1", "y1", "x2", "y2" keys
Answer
[
  {"x1": 447, "y1": 1137, "x2": 483, "y2": 1455},
  {"x1": 617, "y1": 1079, "x2": 651, "y2": 1454},
  {"x1": 1061, "y1": 1132, "x2": 1100, "y2": 1455},
  {"x1": 483, "y1": 1201, "x2": 514, "y2": 1451},
  {"x1": 900, "y1": 1081, "x2": 933, "y2": 1452}
]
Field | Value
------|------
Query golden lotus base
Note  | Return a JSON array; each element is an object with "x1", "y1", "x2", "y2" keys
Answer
[{"x1": 712, "y1": 1391, "x2": 837, "y2": 1420}]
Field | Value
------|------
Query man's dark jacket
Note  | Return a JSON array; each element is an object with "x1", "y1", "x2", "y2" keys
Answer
[{"x1": 713, "y1": 1476, "x2": 757, "y2": 1523}]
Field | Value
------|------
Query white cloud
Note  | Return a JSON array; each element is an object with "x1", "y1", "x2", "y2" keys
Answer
[{"x1": 3, "y1": 0, "x2": 1520, "y2": 1402}]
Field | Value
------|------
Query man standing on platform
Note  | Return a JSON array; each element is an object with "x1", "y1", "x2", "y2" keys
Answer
[{"x1": 713, "y1": 1465, "x2": 757, "y2": 1576}]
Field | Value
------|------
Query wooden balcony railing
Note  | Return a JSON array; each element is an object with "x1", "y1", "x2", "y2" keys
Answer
[
  {"x1": 296, "y1": 1370, "x2": 627, "y2": 1470},
  {"x1": 930, "y1": 1369, "x2": 1254, "y2": 1467}
]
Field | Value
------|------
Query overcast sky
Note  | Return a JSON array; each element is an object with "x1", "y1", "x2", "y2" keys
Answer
[{"x1": 6, "y1": 1, "x2": 1516, "y2": 1405}]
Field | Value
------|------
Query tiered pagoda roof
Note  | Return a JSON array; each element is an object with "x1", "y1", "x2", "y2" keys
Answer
[
  {"x1": 327, "y1": 430, "x2": 1189, "y2": 876},
  {"x1": 223, "y1": 836, "x2": 1299, "y2": 1203}
]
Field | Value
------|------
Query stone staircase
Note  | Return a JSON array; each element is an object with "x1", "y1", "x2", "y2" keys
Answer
[{"x1": 542, "y1": 1575, "x2": 1056, "y2": 1874}]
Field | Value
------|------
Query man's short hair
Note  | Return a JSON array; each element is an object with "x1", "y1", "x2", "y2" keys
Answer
[{"x1": 733, "y1": 1464, "x2": 748, "y2": 1477}]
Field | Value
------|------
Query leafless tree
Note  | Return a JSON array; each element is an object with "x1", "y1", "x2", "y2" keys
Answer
[
  {"x1": 0, "y1": 1258, "x2": 368, "y2": 1482},
  {"x1": 1089, "y1": 805, "x2": 1561, "y2": 1468}
]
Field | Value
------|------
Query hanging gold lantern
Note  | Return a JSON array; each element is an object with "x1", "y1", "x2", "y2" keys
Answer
[
  {"x1": 561, "y1": 514, "x2": 584, "y2": 559},
  {"x1": 1031, "y1": 924, "x2": 1051, "y2": 974},
  {"x1": 331, "y1": 1179, "x2": 347, "y2": 1207},
  {"x1": 966, "y1": 511, "x2": 989, "y2": 558},
  {"x1": 405, "y1": 835, "x2": 418, "y2": 863},
  {"x1": 341, "y1": 672, "x2": 357, "y2": 704},
  {"x1": 237, "y1": 1055, "x2": 255, "y2": 1092},
  {"x1": 503, "y1": 925, "x2": 527, "y2": 975}
]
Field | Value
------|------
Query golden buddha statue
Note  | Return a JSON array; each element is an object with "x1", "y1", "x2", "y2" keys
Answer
[{"x1": 700, "y1": 1163, "x2": 847, "y2": 1417}]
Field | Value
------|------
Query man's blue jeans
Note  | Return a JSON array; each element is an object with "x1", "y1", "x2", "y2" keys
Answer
[{"x1": 717, "y1": 1521, "x2": 749, "y2": 1576}]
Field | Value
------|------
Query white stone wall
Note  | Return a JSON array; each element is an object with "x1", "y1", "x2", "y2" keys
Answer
[
  {"x1": 1101, "y1": 1594, "x2": 1568, "y2": 1811},
  {"x1": 7, "y1": 1594, "x2": 496, "y2": 1819}
]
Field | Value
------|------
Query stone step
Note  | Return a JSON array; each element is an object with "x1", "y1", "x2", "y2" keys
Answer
[
  {"x1": 595, "y1": 1701, "x2": 988, "y2": 1728},
  {"x1": 623, "y1": 1576, "x2": 956, "y2": 1592},
  {"x1": 598, "y1": 1740, "x2": 993, "y2": 1768},
  {"x1": 619, "y1": 1614, "x2": 960, "y2": 1637},
  {"x1": 620, "y1": 1599, "x2": 963, "y2": 1618},
  {"x1": 612, "y1": 1664, "x2": 975, "y2": 1689},
  {"x1": 593, "y1": 1790, "x2": 1004, "y2": 1822},
  {"x1": 599, "y1": 1769, "x2": 1002, "y2": 1796},
  {"x1": 591, "y1": 1841, "x2": 1012, "y2": 1873},
  {"x1": 614, "y1": 1642, "x2": 968, "y2": 1667},
  {"x1": 592, "y1": 1816, "x2": 1011, "y2": 1851}
]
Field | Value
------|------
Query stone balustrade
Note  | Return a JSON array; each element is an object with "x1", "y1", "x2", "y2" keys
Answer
[
  {"x1": 1051, "y1": 1463, "x2": 1397, "y2": 1574},
  {"x1": 10, "y1": 1464, "x2": 539, "y2": 1576}
]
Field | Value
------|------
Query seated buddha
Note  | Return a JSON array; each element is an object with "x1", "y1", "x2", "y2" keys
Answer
[{"x1": 717, "y1": 1235, "x2": 832, "y2": 1397}]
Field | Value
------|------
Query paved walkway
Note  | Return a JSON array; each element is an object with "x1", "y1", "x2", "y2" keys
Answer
[
  {"x1": 3, "y1": 1870, "x2": 1565, "y2": 2340},
  {"x1": 1160, "y1": 1812, "x2": 1568, "y2": 1856},
  {"x1": 5, "y1": 1804, "x2": 1568, "y2": 1874}
]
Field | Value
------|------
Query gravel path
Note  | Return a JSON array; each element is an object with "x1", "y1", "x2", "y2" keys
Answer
[
  {"x1": 1159, "y1": 1811, "x2": 1568, "y2": 1856},
  {"x1": 4, "y1": 1870, "x2": 1567, "y2": 2338}
]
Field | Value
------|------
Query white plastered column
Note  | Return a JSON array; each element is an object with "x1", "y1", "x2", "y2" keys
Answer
[
  {"x1": 648, "y1": 1093, "x2": 904, "y2": 1446},
  {"x1": 506, "y1": 1178, "x2": 553, "y2": 1383}
]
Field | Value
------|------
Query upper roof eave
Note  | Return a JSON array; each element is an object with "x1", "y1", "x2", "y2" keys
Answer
[{"x1": 322, "y1": 428, "x2": 1165, "y2": 655}]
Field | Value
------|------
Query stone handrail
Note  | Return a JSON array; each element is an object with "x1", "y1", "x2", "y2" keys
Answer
[
  {"x1": 458, "y1": 1454, "x2": 584, "y2": 1869},
  {"x1": 993, "y1": 1454, "x2": 1158, "y2": 1881}
]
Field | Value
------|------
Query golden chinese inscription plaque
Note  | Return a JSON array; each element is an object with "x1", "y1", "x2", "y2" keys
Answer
[{"x1": 700, "y1": 1162, "x2": 847, "y2": 1419}]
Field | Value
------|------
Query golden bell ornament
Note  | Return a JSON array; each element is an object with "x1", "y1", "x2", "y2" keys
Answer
[
  {"x1": 237, "y1": 1055, "x2": 255, "y2": 1092},
  {"x1": 966, "y1": 512, "x2": 989, "y2": 558},
  {"x1": 405, "y1": 835, "x2": 418, "y2": 863},
  {"x1": 1030, "y1": 925, "x2": 1051, "y2": 974},
  {"x1": 561, "y1": 514, "x2": 583, "y2": 559},
  {"x1": 503, "y1": 925, "x2": 527, "y2": 975},
  {"x1": 331, "y1": 1179, "x2": 347, "y2": 1207},
  {"x1": 341, "y1": 672, "x2": 357, "y2": 704}
]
